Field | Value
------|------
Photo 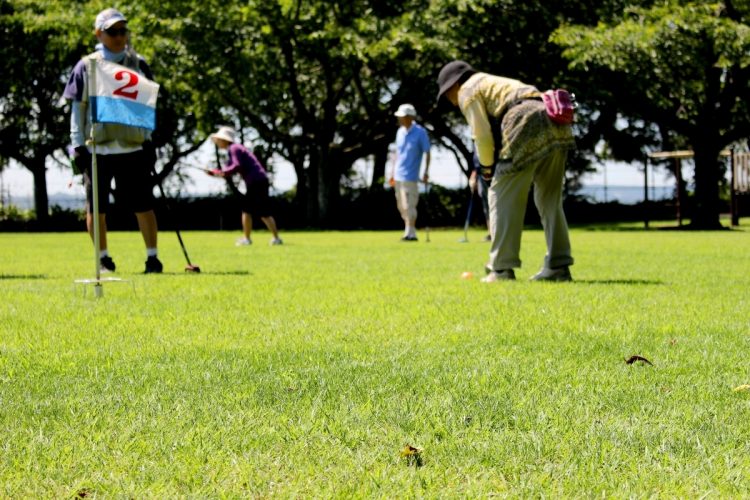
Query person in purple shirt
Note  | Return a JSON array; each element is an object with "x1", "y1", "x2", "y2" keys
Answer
[{"x1": 209, "y1": 126, "x2": 283, "y2": 246}]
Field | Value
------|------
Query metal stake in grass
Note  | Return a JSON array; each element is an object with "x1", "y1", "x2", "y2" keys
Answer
[
  {"x1": 423, "y1": 181, "x2": 431, "y2": 243},
  {"x1": 458, "y1": 190, "x2": 474, "y2": 243},
  {"x1": 152, "y1": 167, "x2": 201, "y2": 273}
]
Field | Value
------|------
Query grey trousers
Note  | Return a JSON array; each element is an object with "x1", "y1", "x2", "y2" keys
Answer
[{"x1": 488, "y1": 148, "x2": 574, "y2": 270}]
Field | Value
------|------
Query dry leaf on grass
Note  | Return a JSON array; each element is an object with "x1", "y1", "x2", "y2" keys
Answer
[
  {"x1": 625, "y1": 355, "x2": 653, "y2": 366},
  {"x1": 400, "y1": 444, "x2": 423, "y2": 467}
]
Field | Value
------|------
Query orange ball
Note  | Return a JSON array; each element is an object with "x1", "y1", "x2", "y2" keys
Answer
[{"x1": 460, "y1": 271, "x2": 474, "y2": 280}]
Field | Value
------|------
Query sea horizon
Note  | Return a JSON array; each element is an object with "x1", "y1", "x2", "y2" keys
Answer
[{"x1": 1, "y1": 184, "x2": 676, "y2": 211}]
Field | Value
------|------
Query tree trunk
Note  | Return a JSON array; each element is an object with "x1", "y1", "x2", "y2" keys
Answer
[
  {"x1": 31, "y1": 160, "x2": 49, "y2": 225},
  {"x1": 318, "y1": 145, "x2": 345, "y2": 228},
  {"x1": 690, "y1": 145, "x2": 723, "y2": 229},
  {"x1": 306, "y1": 149, "x2": 321, "y2": 225},
  {"x1": 370, "y1": 145, "x2": 388, "y2": 192}
]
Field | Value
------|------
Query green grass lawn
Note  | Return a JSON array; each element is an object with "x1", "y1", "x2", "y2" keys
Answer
[{"x1": 1, "y1": 223, "x2": 750, "y2": 497}]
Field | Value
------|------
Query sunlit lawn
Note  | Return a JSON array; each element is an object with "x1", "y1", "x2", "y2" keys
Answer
[{"x1": 1, "y1": 222, "x2": 749, "y2": 496}]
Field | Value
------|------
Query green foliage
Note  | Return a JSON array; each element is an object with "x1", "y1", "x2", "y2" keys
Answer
[
  {"x1": 127, "y1": 0, "x2": 455, "y2": 224},
  {"x1": 1, "y1": 228, "x2": 750, "y2": 495},
  {"x1": 0, "y1": 0, "x2": 93, "y2": 220},
  {"x1": 2, "y1": 0, "x2": 747, "y2": 228},
  {"x1": 552, "y1": 0, "x2": 750, "y2": 227}
]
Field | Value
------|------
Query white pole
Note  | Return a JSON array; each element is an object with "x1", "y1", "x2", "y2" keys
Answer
[{"x1": 87, "y1": 58, "x2": 103, "y2": 298}]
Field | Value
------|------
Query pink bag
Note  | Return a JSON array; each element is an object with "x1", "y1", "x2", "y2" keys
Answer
[{"x1": 542, "y1": 89, "x2": 575, "y2": 125}]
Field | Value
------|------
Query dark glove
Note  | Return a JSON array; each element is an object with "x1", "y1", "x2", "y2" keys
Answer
[
  {"x1": 142, "y1": 141, "x2": 157, "y2": 169},
  {"x1": 72, "y1": 146, "x2": 91, "y2": 175},
  {"x1": 480, "y1": 163, "x2": 495, "y2": 183}
]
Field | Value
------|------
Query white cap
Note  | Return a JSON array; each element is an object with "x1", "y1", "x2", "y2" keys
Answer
[
  {"x1": 210, "y1": 126, "x2": 236, "y2": 143},
  {"x1": 95, "y1": 8, "x2": 127, "y2": 31},
  {"x1": 394, "y1": 103, "x2": 417, "y2": 118}
]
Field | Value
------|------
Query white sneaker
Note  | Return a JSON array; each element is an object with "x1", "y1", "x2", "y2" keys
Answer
[
  {"x1": 530, "y1": 266, "x2": 572, "y2": 282},
  {"x1": 235, "y1": 238, "x2": 252, "y2": 246},
  {"x1": 269, "y1": 238, "x2": 283, "y2": 246},
  {"x1": 481, "y1": 269, "x2": 516, "y2": 282}
]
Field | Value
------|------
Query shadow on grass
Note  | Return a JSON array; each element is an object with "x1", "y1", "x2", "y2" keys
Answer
[
  {"x1": 144, "y1": 270, "x2": 252, "y2": 276},
  {"x1": 0, "y1": 274, "x2": 48, "y2": 280},
  {"x1": 575, "y1": 279, "x2": 665, "y2": 285},
  {"x1": 575, "y1": 223, "x2": 739, "y2": 232}
]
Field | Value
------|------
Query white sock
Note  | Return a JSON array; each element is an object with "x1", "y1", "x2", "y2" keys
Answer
[
  {"x1": 146, "y1": 247, "x2": 158, "y2": 257},
  {"x1": 100, "y1": 249, "x2": 109, "y2": 258}
]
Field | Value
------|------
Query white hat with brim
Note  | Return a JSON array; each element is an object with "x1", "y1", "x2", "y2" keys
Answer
[
  {"x1": 95, "y1": 8, "x2": 127, "y2": 31},
  {"x1": 394, "y1": 103, "x2": 417, "y2": 118},
  {"x1": 210, "y1": 126, "x2": 236, "y2": 143}
]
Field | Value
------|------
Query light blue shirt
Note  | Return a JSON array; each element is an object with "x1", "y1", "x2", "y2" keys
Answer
[{"x1": 395, "y1": 123, "x2": 430, "y2": 182}]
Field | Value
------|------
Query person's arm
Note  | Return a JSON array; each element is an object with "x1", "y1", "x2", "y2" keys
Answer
[
  {"x1": 64, "y1": 61, "x2": 90, "y2": 173},
  {"x1": 63, "y1": 61, "x2": 87, "y2": 149},
  {"x1": 69, "y1": 102, "x2": 91, "y2": 175},
  {"x1": 422, "y1": 151, "x2": 431, "y2": 183},
  {"x1": 389, "y1": 141, "x2": 397, "y2": 186},
  {"x1": 70, "y1": 101, "x2": 86, "y2": 149},
  {"x1": 420, "y1": 129, "x2": 431, "y2": 183},
  {"x1": 463, "y1": 99, "x2": 495, "y2": 169},
  {"x1": 462, "y1": 97, "x2": 496, "y2": 181},
  {"x1": 469, "y1": 169, "x2": 478, "y2": 193},
  {"x1": 221, "y1": 146, "x2": 242, "y2": 176}
]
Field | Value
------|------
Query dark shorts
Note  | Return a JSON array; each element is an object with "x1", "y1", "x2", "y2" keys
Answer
[
  {"x1": 83, "y1": 150, "x2": 155, "y2": 214},
  {"x1": 240, "y1": 178, "x2": 272, "y2": 217}
]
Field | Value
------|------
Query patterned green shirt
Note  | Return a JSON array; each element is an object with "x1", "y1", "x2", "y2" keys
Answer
[{"x1": 458, "y1": 73, "x2": 575, "y2": 174}]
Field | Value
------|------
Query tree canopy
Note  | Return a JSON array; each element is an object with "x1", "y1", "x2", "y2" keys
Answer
[
  {"x1": 1, "y1": 0, "x2": 748, "y2": 227},
  {"x1": 553, "y1": 0, "x2": 750, "y2": 228}
]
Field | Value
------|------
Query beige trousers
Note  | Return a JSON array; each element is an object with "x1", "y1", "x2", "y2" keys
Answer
[
  {"x1": 395, "y1": 181, "x2": 419, "y2": 225},
  {"x1": 488, "y1": 148, "x2": 573, "y2": 270}
]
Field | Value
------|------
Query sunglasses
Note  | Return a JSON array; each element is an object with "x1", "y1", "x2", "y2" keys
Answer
[{"x1": 104, "y1": 26, "x2": 129, "y2": 37}]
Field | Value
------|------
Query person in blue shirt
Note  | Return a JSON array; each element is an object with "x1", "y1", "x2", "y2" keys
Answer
[{"x1": 388, "y1": 104, "x2": 431, "y2": 241}]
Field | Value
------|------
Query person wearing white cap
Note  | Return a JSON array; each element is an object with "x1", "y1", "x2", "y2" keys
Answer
[
  {"x1": 389, "y1": 103, "x2": 431, "y2": 241},
  {"x1": 208, "y1": 126, "x2": 283, "y2": 246},
  {"x1": 63, "y1": 7, "x2": 164, "y2": 274}
]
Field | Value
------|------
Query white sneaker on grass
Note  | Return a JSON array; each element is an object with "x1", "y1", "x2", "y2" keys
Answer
[
  {"x1": 236, "y1": 238, "x2": 252, "y2": 246},
  {"x1": 530, "y1": 266, "x2": 572, "y2": 282},
  {"x1": 269, "y1": 238, "x2": 283, "y2": 246}
]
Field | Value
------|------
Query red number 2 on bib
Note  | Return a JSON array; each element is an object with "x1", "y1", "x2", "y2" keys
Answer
[{"x1": 113, "y1": 71, "x2": 139, "y2": 100}]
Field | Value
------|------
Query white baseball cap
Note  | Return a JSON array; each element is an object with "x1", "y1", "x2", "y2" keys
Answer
[
  {"x1": 95, "y1": 8, "x2": 127, "y2": 31},
  {"x1": 394, "y1": 103, "x2": 417, "y2": 118},
  {"x1": 211, "y1": 126, "x2": 236, "y2": 143}
]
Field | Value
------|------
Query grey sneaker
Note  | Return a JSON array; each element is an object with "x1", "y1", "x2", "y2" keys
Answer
[
  {"x1": 481, "y1": 269, "x2": 516, "y2": 282},
  {"x1": 269, "y1": 237, "x2": 283, "y2": 246},
  {"x1": 530, "y1": 266, "x2": 572, "y2": 282}
]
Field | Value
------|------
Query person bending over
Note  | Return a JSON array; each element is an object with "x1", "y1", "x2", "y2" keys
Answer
[
  {"x1": 209, "y1": 126, "x2": 283, "y2": 246},
  {"x1": 436, "y1": 60, "x2": 575, "y2": 282}
]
